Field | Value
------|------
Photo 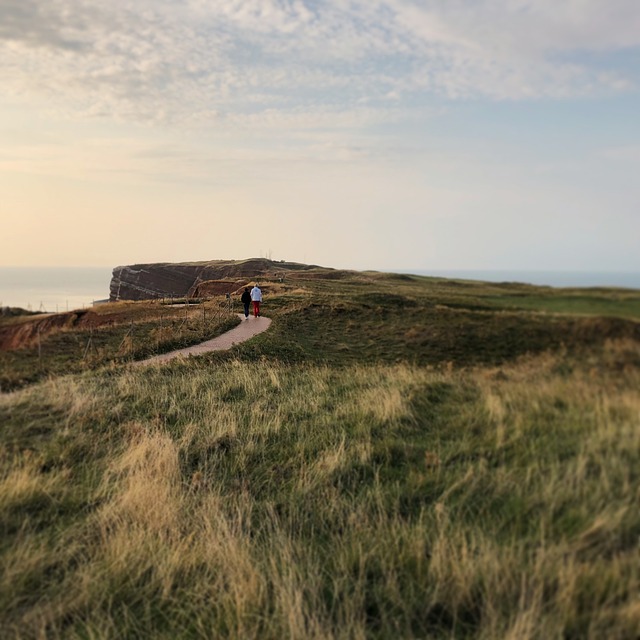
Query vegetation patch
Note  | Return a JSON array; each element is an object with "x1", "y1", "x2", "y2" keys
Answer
[
  {"x1": 1, "y1": 349, "x2": 639, "y2": 638},
  {"x1": 0, "y1": 301, "x2": 239, "y2": 392},
  {"x1": 1, "y1": 269, "x2": 639, "y2": 637}
]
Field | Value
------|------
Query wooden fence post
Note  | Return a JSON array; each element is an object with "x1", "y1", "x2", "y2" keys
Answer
[{"x1": 83, "y1": 327, "x2": 93, "y2": 360}]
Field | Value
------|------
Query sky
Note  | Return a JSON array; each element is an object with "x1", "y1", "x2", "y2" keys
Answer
[{"x1": 1, "y1": 0, "x2": 639, "y2": 272}]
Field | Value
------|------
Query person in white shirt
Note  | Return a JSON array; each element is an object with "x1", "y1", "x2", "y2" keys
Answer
[{"x1": 250, "y1": 284, "x2": 262, "y2": 317}]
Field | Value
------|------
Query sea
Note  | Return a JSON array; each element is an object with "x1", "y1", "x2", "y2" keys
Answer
[
  {"x1": 0, "y1": 267, "x2": 113, "y2": 313},
  {"x1": 1, "y1": 267, "x2": 639, "y2": 313}
]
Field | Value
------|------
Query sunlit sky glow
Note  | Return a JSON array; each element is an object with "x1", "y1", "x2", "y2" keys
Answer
[{"x1": 2, "y1": 0, "x2": 639, "y2": 271}]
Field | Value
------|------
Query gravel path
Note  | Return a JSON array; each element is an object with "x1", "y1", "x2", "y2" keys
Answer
[{"x1": 133, "y1": 314, "x2": 272, "y2": 366}]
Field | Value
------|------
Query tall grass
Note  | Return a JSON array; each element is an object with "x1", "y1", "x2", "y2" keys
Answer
[
  {"x1": 0, "y1": 305, "x2": 239, "y2": 392},
  {"x1": 1, "y1": 342, "x2": 639, "y2": 638}
]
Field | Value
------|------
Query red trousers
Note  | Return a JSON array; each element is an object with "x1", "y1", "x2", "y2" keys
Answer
[{"x1": 253, "y1": 301, "x2": 260, "y2": 317}]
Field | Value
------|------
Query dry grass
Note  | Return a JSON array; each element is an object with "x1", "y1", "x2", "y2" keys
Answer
[{"x1": 1, "y1": 341, "x2": 639, "y2": 638}]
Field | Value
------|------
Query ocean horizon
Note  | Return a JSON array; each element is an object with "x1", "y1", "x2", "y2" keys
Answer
[
  {"x1": 0, "y1": 267, "x2": 113, "y2": 312},
  {"x1": 1, "y1": 266, "x2": 639, "y2": 313}
]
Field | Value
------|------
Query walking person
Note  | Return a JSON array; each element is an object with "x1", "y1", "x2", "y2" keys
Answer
[
  {"x1": 250, "y1": 283, "x2": 262, "y2": 317},
  {"x1": 241, "y1": 287, "x2": 251, "y2": 319}
]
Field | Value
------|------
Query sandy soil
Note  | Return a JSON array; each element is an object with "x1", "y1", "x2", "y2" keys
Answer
[{"x1": 133, "y1": 314, "x2": 272, "y2": 366}]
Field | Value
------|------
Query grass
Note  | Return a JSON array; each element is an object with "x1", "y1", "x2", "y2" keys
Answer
[
  {"x1": 0, "y1": 300, "x2": 239, "y2": 392},
  {"x1": 1, "y1": 346, "x2": 639, "y2": 638},
  {"x1": 1, "y1": 271, "x2": 639, "y2": 638},
  {"x1": 480, "y1": 292, "x2": 640, "y2": 319},
  {"x1": 230, "y1": 275, "x2": 640, "y2": 368}
]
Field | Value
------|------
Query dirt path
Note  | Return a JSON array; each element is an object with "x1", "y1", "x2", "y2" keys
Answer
[{"x1": 133, "y1": 314, "x2": 272, "y2": 366}]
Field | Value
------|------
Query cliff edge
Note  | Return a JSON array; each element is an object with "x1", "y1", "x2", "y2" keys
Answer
[{"x1": 109, "y1": 258, "x2": 322, "y2": 301}]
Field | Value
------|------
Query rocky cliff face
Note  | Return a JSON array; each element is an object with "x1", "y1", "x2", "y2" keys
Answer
[{"x1": 109, "y1": 258, "x2": 317, "y2": 301}]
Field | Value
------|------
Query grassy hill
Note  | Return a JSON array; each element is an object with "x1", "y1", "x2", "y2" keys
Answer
[{"x1": 1, "y1": 270, "x2": 639, "y2": 638}]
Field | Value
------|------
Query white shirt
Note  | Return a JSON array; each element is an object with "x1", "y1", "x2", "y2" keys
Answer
[{"x1": 250, "y1": 286, "x2": 262, "y2": 302}]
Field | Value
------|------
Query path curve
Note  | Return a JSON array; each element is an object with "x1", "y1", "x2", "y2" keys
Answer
[{"x1": 133, "y1": 314, "x2": 271, "y2": 366}]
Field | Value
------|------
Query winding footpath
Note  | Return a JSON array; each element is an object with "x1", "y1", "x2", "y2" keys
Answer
[{"x1": 133, "y1": 314, "x2": 272, "y2": 366}]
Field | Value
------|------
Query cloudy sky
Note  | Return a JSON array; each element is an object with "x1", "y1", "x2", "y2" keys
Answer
[{"x1": 2, "y1": 0, "x2": 639, "y2": 271}]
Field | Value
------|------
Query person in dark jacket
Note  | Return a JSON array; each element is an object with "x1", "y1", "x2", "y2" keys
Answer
[{"x1": 240, "y1": 287, "x2": 251, "y2": 319}]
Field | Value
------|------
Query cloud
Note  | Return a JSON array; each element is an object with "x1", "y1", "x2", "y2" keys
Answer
[
  {"x1": 0, "y1": 0, "x2": 639, "y2": 128},
  {"x1": 0, "y1": 0, "x2": 89, "y2": 51}
]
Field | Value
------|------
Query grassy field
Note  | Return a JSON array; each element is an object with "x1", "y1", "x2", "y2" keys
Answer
[
  {"x1": 0, "y1": 301, "x2": 240, "y2": 392},
  {"x1": 1, "y1": 271, "x2": 639, "y2": 638}
]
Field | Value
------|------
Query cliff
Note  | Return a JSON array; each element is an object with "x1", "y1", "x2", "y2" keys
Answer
[{"x1": 109, "y1": 258, "x2": 322, "y2": 301}]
